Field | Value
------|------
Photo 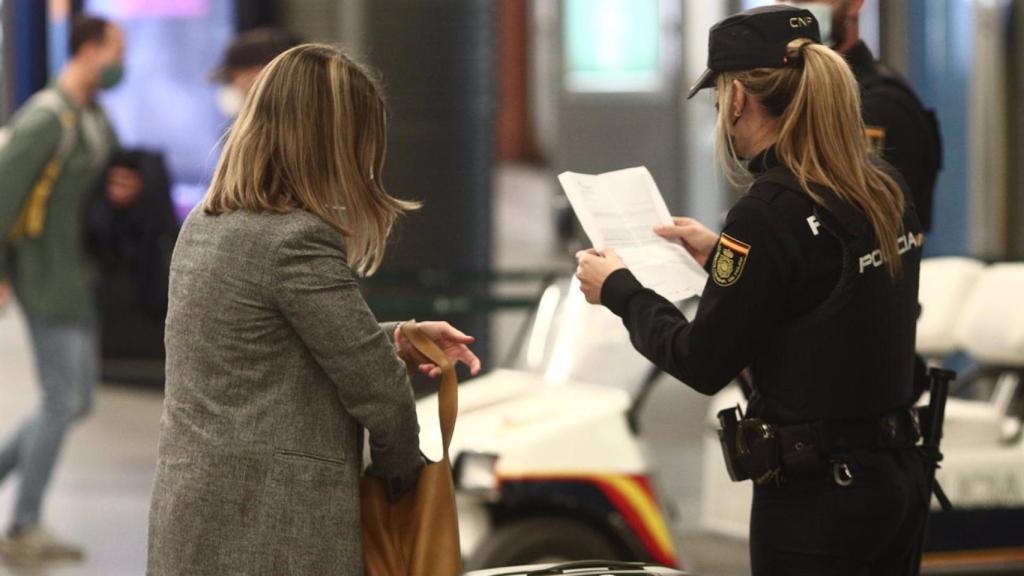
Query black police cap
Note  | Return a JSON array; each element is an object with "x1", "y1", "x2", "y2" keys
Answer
[{"x1": 687, "y1": 5, "x2": 822, "y2": 100}]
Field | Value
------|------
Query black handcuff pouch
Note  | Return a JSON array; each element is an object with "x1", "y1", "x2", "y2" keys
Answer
[{"x1": 717, "y1": 406, "x2": 783, "y2": 485}]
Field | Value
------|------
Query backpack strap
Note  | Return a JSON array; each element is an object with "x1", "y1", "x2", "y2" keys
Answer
[
  {"x1": 754, "y1": 166, "x2": 868, "y2": 238},
  {"x1": 8, "y1": 89, "x2": 78, "y2": 242}
]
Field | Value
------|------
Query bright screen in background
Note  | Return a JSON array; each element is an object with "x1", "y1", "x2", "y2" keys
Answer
[
  {"x1": 88, "y1": 0, "x2": 209, "y2": 18},
  {"x1": 49, "y1": 0, "x2": 70, "y2": 79},
  {"x1": 564, "y1": 0, "x2": 662, "y2": 92},
  {"x1": 84, "y1": 0, "x2": 234, "y2": 221}
]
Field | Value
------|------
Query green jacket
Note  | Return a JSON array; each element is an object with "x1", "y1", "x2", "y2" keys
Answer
[{"x1": 0, "y1": 85, "x2": 118, "y2": 322}]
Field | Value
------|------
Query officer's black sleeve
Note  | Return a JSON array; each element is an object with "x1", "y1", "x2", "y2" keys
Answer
[
  {"x1": 862, "y1": 90, "x2": 932, "y2": 231},
  {"x1": 601, "y1": 196, "x2": 792, "y2": 396}
]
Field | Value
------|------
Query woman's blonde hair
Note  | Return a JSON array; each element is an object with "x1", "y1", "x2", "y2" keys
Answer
[
  {"x1": 203, "y1": 43, "x2": 420, "y2": 276},
  {"x1": 714, "y1": 40, "x2": 906, "y2": 279}
]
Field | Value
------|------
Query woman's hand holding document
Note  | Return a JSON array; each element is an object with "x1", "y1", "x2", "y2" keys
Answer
[{"x1": 559, "y1": 167, "x2": 708, "y2": 303}]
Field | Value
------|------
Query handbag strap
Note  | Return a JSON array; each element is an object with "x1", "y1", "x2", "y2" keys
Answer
[{"x1": 400, "y1": 321, "x2": 458, "y2": 459}]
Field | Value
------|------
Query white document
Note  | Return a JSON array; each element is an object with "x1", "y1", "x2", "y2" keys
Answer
[{"x1": 559, "y1": 167, "x2": 708, "y2": 304}]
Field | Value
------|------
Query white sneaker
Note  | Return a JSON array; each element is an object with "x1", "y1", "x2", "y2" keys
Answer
[{"x1": 0, "y1": 526, "x2": 85, "y2": 566}]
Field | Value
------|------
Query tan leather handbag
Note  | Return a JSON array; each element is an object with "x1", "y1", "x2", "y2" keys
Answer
[{"x1": 361, "y1": 321, "x2": 461, "y2": 576}]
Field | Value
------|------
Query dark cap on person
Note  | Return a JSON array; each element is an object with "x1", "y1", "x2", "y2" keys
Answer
[
  {"x1": 210, "y1": 28, "x2": 301, "y2": 82},
  {"x1": 687, "y1": 5, "x2": 821, "y2": 99}
]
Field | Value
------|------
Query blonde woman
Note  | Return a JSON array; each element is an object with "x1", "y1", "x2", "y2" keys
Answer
[
  {"x1": 147, "y1": 44, "x2": 480, "y2": 575},
  {"x1": 576, "y1": 6, "x2": 927, "y2": 575}
]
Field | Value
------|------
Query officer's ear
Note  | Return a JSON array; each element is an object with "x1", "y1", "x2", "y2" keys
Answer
[{"x1": 731, "y1": 79, "x2": 747, "y2": 120}]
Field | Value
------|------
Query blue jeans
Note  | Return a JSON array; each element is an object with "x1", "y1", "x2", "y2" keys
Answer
[{"x1": 0, "y1": 316, "x2": 98, "y2": 531}]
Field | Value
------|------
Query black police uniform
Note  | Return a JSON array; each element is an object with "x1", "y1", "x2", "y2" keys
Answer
[
  {"x1": 847, "y1": 40, "x2": 943, "y2": 233},
  {"x1": 601, "y1": 147, "x2": 929, "y2": 575},
  {"x1": 603, "y1": 7, "x2": 933, "y2": 573}
]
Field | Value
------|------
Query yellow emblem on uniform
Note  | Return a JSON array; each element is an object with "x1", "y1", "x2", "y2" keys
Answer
[
  {"x1": 865, "y1": 126, "x2": 887, "y2": 155},
  {"x1": 716, "y1": 249, "x2": 735, "y2": 278},
  {"x1": 712, "y1": 233, "x2": 751, "y2": 287}
]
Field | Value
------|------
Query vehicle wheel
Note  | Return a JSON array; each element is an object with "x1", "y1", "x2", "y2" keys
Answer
[{"x1": 466, "y1": 517, "x2": 625, "y2": 570}]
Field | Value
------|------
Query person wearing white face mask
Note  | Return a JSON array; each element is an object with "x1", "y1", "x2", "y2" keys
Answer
[
  {"x1": 786, "y1": 0, "x2": 942, "y2": 235},
  {"x1": 210, "y1": 28, "x2": 302, "y2": 119}
]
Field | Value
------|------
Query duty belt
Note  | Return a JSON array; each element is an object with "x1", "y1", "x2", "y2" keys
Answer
[
  {"x1": 779, "y1": 409, "x2": 921, "y2": 455},
  {"x1": 718, "y1": 407, "x2": 922, "y2": 485}
]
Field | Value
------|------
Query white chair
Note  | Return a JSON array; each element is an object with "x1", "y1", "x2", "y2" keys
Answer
[
  {"x1": 917, "y1": 257, "x2": 986, "y2": 360},
  {"x1": 955, "y1": 263, "x2": 1024, "y2": 368},
  {"x1": 947, "y1": 263, "x2": 1024, "y2": 446}
]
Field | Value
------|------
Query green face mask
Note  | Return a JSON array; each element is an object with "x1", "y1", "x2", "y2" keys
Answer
[{"x1": 99, "y1": 63, "x2": 125, "y2": 90}]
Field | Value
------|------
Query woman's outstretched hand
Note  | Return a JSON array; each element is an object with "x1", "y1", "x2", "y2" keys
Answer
[
  {"x1": 655, "y1": 217, "x2": 718, "y2": 267},
  {"x1": 395, "y1": 321, "x2": 482, "y2": 378}
]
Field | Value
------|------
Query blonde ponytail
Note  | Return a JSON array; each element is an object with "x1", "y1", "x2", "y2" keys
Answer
[{"x1": 715, "y1": 40, "x2": 906, "y2": 279}]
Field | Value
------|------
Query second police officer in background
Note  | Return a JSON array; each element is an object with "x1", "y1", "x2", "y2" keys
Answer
[
  {"x1": 577, "y1": 6, "x2": 928, "y2": 575},
  {"x1": 791, "y1": 0, "x2": 941, "y2": 403},
  {"x1": 791, "y1": 0, "x2": 943, "y2": 232}
]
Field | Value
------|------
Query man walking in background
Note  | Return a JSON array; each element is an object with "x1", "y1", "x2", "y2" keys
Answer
[{"x1": 0, "y1": 14, "x2": 138, "y2": 565}]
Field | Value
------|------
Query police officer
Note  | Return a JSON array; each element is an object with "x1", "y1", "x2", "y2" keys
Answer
[
  {"x1": 576, "y1": 6, "x2": 928, "y2": 575},
  {"x1": 791, "y1": 0, "x2": 942, "y2": 232}
]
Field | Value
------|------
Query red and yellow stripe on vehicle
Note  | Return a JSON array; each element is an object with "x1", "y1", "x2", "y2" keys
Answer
[
  {"x1": 592, "y1": 474, "x2": 678, "y2": 567},
  {"x1": 497, "y1": 473, "x2": 678, "y2": 567}
]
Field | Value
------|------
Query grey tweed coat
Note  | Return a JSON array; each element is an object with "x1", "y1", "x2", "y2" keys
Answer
[{"x1": 147, "y1": 208, "x2": 421, "y2": 575}]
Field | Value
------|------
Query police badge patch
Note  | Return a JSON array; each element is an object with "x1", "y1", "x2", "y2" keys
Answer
[{"x1": 712, "y1": 233, "x2": 751, "y2": 287}]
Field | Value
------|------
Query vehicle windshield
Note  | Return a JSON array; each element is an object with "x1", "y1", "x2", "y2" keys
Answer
[{"x1": 509, "y1": 276, "x2": 697, "y2": 397}]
